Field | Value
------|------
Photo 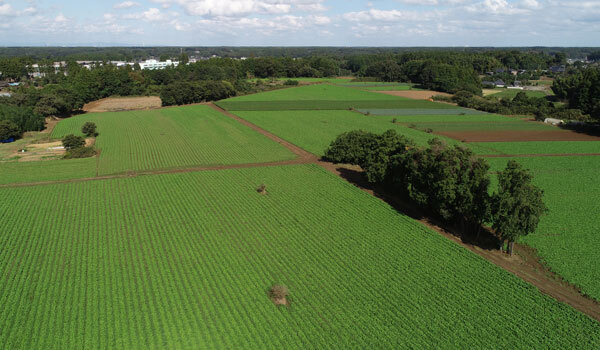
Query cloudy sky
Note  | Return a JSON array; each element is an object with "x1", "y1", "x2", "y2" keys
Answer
[{"x1": 0, "y1": 0, "x2": 598, "y2": 46}]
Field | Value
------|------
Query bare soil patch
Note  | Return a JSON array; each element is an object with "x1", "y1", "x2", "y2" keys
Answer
[
  {"x1": 436, "y1": 129, "x2": 600, "y2": 142},
  {"x1": 83, "y1": 96, "x2": 162, "y2": 113},
  {"x1": 376, "y1": 90, "x2": 452, "y2": 100}
]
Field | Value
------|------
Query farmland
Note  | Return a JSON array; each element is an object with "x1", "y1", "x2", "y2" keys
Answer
[
  {"x1": 0, "y1": 158, "x2": 96, "y2": 185},
  {"x1": 51, "y1": 105, "x2": 295, "y2": 175},
  {"x1": 233, "y1": 110, "x2": 461, "y2": 155},
  {"x1": 217, "y1": 84, "x2": 455, "y2": 111},
  {"x1": 487, "y1": 156, "x2": 600, "y2": 300},
  {"x1": 1, "y1": 165, "x2": 599, "y2": 348}
]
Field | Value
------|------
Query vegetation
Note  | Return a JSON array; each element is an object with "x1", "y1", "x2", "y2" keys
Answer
[
  {"x1": 492, "y1": 161, "x2": 549, "y2": 255},
  {"x1": 552, "y1": 68, "x2": 600, "y2": 121},
  {"x1": 51, "y1": 105, "x2": 295, "y2": 175},
  {"x1": 0, "y1": 104, "x2": 45, "y2": 137},
  {"x1": 0, "y1": 158, "x2": 96, "y2": 185},
  {"x1": 61, "y1": 134, "x2": 86, "y2": 150},
  {"x1": 0, "y1": 165, "x2": 597, "y2": 348},
  {"x1": 325, "y1": 131, "x2": 547, "y2": 239},
  {"x1": 64, "y1": 145, "x2": 97, "y2": 159},
  {"x1": 0, "y1": 120, "x2": 20, "y2": 141},
  {"x1": 234, "y1": 110, "x2": 460, "y2": 156},
  {"x1": 81, "y1": 122, "x2": 97, "y2": 137}
]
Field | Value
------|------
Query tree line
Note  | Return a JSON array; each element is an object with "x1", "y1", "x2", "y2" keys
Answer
[{"x1": 324, "y1": 130, "x2": 547, "y2": 254}]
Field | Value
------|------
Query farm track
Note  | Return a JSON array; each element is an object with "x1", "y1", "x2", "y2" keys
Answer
[{"x1": 2, "y1": 103, "x2": 599, "y2": 323}]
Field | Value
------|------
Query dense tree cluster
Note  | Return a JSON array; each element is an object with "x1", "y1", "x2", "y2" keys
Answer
[
  {"x1": 0, "y1": 103, "x2": 45, "y2": 138},
  {"x1": 325, "y1": 130, "x2": 547, "y2": 251},
  {"x1": 552, "y1": 68, "x2": 600, "y2": 121}
]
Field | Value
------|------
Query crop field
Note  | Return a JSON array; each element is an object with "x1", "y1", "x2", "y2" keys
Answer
[
  {"x1": 390, "y1": 114, "x2": 523, "y2": 123},
  {"x1": 487, "y1": 89, "x2": 550, "y2": 99},
  {"x1": 217, "y1": 84, "x2": 455, "y2": 111},
  {"x1": 234, "y1": 110, "x2": 461, "y2": 155},
  {"x1": 409, "y1": 121, "x2": 555, "y2": 132},
  {"x1": 487, "y1": 156, "x2": 600, "y2": 301},
  {"x1": 471, "y1": 141, "x2": 600, "y2": 155},
  {"x1": 0, "y1": 158, "x2": 96, "y2": 185},
  {"x1": 1, "y1": 164, "x2": 599, "y2": 349},
  {"x1": 51, "y1": 105, "x2": 295, "y2": 175},
  {"x1": 358, "y1": 108, "x2": 473, "y2": 116}
]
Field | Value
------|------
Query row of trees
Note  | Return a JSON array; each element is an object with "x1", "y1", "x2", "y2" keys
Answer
[{"x1": 324, "y1": 130, "x2": 547, "y2": 254}]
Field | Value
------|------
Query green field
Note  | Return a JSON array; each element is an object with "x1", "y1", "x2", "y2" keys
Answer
[
  {"x1": 389, "y1": 114, "x2": 523, "y2": 123},
  {"x1": 407, "y1": 121, "x2": 555, "y2": 132},
  {"x1": 217, "y1": 84, "x2": 455, "y2": 111},
  {"x1": 488, "y1": 89, "x2": 550, "y2": 99},
  {"x1": 51, "y1": 105, "x2": 295, "y2": 175},
  {"x1": 0, "y1": 158, "x2": 96, "y2": 185},
  {"x1": 358, "y1": 108, "x2": 473, "y2": 116},
  {"x1": 471, "y1": 141, "x2": 600, "y2": 155},
  {"x1": 0, "y1": 164, "x2": 598, "y2": 349},
  {"x1": 487, "y1": 156, "x2": 600, "y2": 300},
  {"x1": 234, "y1": 110, "x2": 461, "y2": 155}
]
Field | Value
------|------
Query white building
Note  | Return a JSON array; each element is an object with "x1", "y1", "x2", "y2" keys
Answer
[{"x1": 139, "y1": 59, "x2": 179, "y2": 70}]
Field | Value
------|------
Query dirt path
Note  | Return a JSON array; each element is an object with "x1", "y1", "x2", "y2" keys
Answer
[{"x1": 3, "y1": 102, "x2": 599, "y2": 322}]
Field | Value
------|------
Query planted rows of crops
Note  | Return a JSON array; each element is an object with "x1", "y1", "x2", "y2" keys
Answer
[
  {"x1": 234, "y1": 110, "x2": 462, "y2": 155},
  {"x1": 470, "y1": 141, "x2": 600, "y2": 155},
  {"x1": 405, "y1": 121, "x2": 556, "y2": 132},
  {"x1": 0, "y1": 165, "x2": 598, "y2": 348},
  {"x1": 357, "y1": 108, "x2": 475, "y2": 116},
  {"x1": 0, "y1": 158, "x2": 96, "y2": 185},
  {"x1": 488, "y1": 156, "x2": 600, "y2": 301},
  {"x1": 51, "y1": 105, "x2": 295, "y2": 175}
]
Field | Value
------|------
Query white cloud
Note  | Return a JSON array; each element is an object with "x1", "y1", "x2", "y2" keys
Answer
[
  {"x1": 124, "y1": 8, "x2": 168, "y2": 21},
  {"x1": 114, "y1": 1, "x2": 141, "y2": 9},
  {"x1": 0, "y1": 3, "x2": 14, "y2": 16},
  {"x1": 150, "y1": 0, "x2": 325, "y2": 17}
]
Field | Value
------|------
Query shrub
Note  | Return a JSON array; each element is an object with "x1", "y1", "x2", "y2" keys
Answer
[
  {"x1": 62, "y1": 134, "x2": 86, "y2": 150},
  {"x1": 81, "y1": 122, "x2": 98, "y2": 137},
  {"x1": 257, "y1": 184, "x2": 267, "y2": 194},
  {"x1": 283, "y1": 79, "x2": 299, "y2": 86},
  {"x1": 0, "y1": 120, "x2": 21, "y2": 141},
  {"x1": 64, "y1": 146, "x2": 96, "y2": 159}
]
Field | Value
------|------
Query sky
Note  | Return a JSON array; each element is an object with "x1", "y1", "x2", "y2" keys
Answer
[{"x1": 0, "y1": 0, "x2": 598, "y2": 46}]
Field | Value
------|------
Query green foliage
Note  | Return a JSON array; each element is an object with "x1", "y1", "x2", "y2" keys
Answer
[
  {"x1": 61, "y1": 134, "x2": 86, "y2": 150},
  {"x1": 0, "y1": 165, "x2": 598, "y2": 348},
  {"x1": 52, "y1": 105, "x2": 295, "y2": 175},
  {"x1": 160, "y1": 80, "x2": 236, "y2": 106},
  {"x1": 552, "y1": 68, "x2": 600, "y2": 121},
  {"x1": 0, "y1": 120, "x2": 21, "y2": 141},
  {"x1": 0, "y1": 104, "x2": 44, "y2": 132},
  {"x1": 469, "y1": 141, "x2": 600, "y2": 156},
  {"x1": 450, "y1": 90, "x2": 555, "y2": 116},
  {"x1": 0, "y1": 158, "x2": 96, "y2": 185},
  {"x1": 64, "y1": 146, "x2": 96, "y2": 159},
  {"x1": 81, "y1": 122, "x2": 97, "y2": 137},
  {"x1": 491, "y1": 161, "x2": 548, "y2": 248},
  {"x1": 323, "y1": 130, "x2": 379, "y2": 164}
]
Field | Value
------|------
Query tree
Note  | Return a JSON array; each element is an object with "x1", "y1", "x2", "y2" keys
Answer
[
  {"x1": 81, "y1": 122, "x2": 97, "y2": 137},
  {"x1": 62, "y1": 134, "x2": 86, "y2": 150},
  {"x1": 0, "y1": 120, "x2": 21, "y2": 141},
  {"x1": 492, "y1": 161, "x2": 548, "y2": 255}
]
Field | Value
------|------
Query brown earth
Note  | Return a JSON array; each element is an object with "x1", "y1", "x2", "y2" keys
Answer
[
  {"x1": 83, "y1": 96, "x2": 162, "y2": 113},
  {"x1": 436, "y1": 129, "x2": 600, "y2": 142},
  {"x1": 2, "y1": 102, "x2": 599, "y2": 322},
  {"x1": 375, "y1": 90, "x2": 452, "y2": 100}
]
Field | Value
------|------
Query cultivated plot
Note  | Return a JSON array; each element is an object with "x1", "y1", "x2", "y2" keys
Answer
[
  {"x1": 233, "y1": 110, "x2": 462, "y2": 155},
  {"x1": 51, "y1": 105, "x2": 296, "y2": 175},
  {"x1": 471, "y1": 141, "x2": 600, "y2": 155},
  {"x1": 0, "y1": 165, "x2": 598, "y2": 349},
  {"x1": 487, "y1": 156, "x2": 600, "y2": 301},
  {"x1": 0, "y1": 158, "x2": 96, "y2": 185}
]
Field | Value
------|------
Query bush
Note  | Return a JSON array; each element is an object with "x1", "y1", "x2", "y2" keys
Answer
[
  {"x1": 64, "y1": 146, "x2": 96, "y2": 159},
  {"x1": 323, "y1": 130, "x2": 378, "y2": 165},
  {"x1": 283, "y1": 79, "x2": 299, "y2": 86},
  {"x1": 0, "y1": 120, "x2": 21, "y2": 141},
  {"x1": 62, "y1": 134, "x2": 86, "y2": 150},
  {"x1": 81, "y1": 122, "x2": 98, "y2": 137}
]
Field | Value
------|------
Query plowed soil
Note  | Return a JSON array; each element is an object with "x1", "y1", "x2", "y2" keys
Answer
[
  {"x1": 83, "y1": 96, "x2": 162, "y2": 113},
  {"x1": 376, "y1": 90, "x2": 452, "y2": 100},
  {"x1": 437, "y1": 129, "x2": 600, "y2": 142}
]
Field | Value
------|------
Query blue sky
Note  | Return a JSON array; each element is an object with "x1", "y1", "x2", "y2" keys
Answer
[{"x1": 0, "y1": 0, "x2": 598, "y2": 46}]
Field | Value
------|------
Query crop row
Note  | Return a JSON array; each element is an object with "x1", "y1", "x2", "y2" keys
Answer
[
  {"x1": 1, "y1": 164, "x2": 597, "y2": 348},
  {"x1": 51, "y1": 105, "x2": 295, "y2": 175}
]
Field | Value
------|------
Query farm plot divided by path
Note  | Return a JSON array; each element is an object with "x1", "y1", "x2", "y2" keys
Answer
[
  {"x1": 233, "y1": 110, "x2": 461, "y2": 155},
  {"x1": 0, "y1": 158, "x2": 97, "y2": 185},
  {"x1": 0, "y1": 165, "x2": 599, "y2": 349},
  {"x1": 488, "y1": 156, "x2": 600, "y2": 301},
  {"x1": 51, "y1": 105, "x2": 295, "y2": 176}
]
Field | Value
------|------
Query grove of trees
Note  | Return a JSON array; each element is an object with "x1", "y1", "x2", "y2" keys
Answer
[{"x1": 325, "y1": 130, "x2": 548, "y2": 252}]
